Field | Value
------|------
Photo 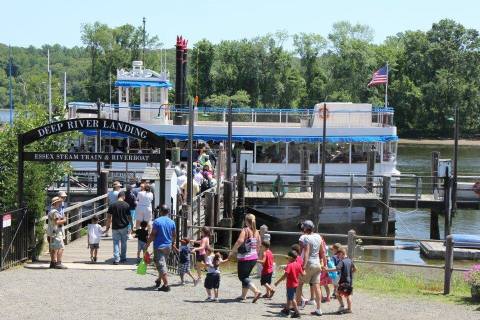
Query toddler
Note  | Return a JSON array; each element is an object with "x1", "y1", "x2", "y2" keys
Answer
[
  {"x1": 204, "y1": 246, "x2": 228, "y2": 302},
  {"x1": 87, "y1": 216, "x2": 103, "y2": 263},
  {"x1": 134, "y1": 220, "x2": 149, "y2": 264},
  {"x1": 274, "y1": 250, "x2": 303, "y2": 318},
  {"x1": 176, "y1": 238, "x2": 197, "y2": 285}
]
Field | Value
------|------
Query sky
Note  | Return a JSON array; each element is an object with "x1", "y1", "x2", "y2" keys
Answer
[{"x1": 1, "y1": 0, "x2": 479, "y2": 49}]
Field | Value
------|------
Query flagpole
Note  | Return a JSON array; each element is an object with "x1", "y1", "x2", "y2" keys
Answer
[
  {"x1": 385, "y1": 62, "x2": 389, "y2": 107},
  {"x1": 48, "y1": 49, "x2": 52, "y2": 122}
]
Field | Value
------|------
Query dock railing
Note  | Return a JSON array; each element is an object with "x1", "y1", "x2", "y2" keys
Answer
[{"x1": 187, "y1": 224, "x2": 462, "y2": 295}]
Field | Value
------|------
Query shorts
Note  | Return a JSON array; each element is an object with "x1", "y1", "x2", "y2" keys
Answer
[
  {"x1": 154, "y1": 247, "x2": 171, "y2": 275},
  {"x1": 178, "y1": 262, "x2": 190, "y2": 275},
  {"x1": 302, "y1": 264, "x2": 321, "y2": 284},
  {"x1": 136, "y1": 206, "x2": 152, "y2": 222},
  {"x1": 204, "y1": 273, "x2": 220, "y2": 289},
  {"x1": 260, "y1": 272, "x2": 273, "y2": 285},
  {"x1": 138, "y1": 240, "x2": 146, "y2": 252},
  {"x1": 196, "y1": 253, "x2": 205, "y2": 264},
  {"x1": 338, "y1": 283, "x2": 353, "y2": 296},
  {"x1": 320, "y1": 271, "x2": 332, "y2": 286},
  {"x1": 89, "y1": 243, "x2": 99, "y2": 249},
  {"x1": 49, "y1": 237, "x2": 65, "y2": 250},
  {"x1": 286, "y1": 287, "x2": 297, "y2": 301}
]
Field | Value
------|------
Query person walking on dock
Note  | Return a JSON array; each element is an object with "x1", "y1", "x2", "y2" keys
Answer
[
  {"x1": 105, "y1": 191, "x2": 132, "y2": 265},
  {"x1": 108, "y1": 181, "x2": 122, "y2": 205},
  {"x1": 145, "y1": 205, "x2": 176, "y2": 292},
  {"x1": 228, "y1": 213, "x2": 262, "y2": 302},
  {"x1": 47, "y1": 196, "x2": 67, "y2": 269}
]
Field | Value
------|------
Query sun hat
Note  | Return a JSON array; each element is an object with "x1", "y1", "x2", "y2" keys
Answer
[
  {"x1": 58, "y1": 191, "x2": 67, "y2": 198},
  {"x1": 301, "y1": 220, "x2": 315, "y2": 231}
]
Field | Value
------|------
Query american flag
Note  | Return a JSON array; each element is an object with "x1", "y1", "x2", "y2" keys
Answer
[{"x1": 367, "y1": 65, "x2": 388, "y2": 87}]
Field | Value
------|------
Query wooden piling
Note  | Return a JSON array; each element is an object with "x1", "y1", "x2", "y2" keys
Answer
[
  {"x1": 430, "y1": 209, "x2": 440, "y2": 240},
  {"x1": 237, "y1": 173, "x2": 245, "y2": 208},
  {"x1": 443, "y1": 175, "x2": 452, "y2": 238},
  {"x1": 223, "y1": 181, "x2": 233, "y2": 219},
  {"x1": 300, "y1": 146, "x2": 310, "y2": 192},
  {"x1": 366, "y1": 150, "x2": 376, "y2": 192},
  {"x1": 380, "y1": 176, "x2": 391, "y2": 236},
  {"x1": 205, "y1": 192, "x2": 215, "y2": 227},
  {"x1": 443, "y1": 235, "x2": 454, "y2": 295},
  {"x1": 365, "y1": 207, "x2": 374, "y2": 235},
  {"x1": 347, "y1": 229, "x2": 356, "y2": 259},
  {"x1": 312, "y1": 174, "x2": 321, "y2": 228}
]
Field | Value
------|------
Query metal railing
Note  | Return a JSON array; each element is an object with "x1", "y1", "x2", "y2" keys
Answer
[{"x1": 0, "y1": 208, "x2": 29, "y2": 271}]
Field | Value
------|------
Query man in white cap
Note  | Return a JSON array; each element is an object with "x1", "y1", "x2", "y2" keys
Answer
[
  {"x1": 58, "y1": 191, "x2": 68, "y2": 217},
  {"x1": 108, "y1": 181, "x2": 122, "y2": 205},
  {"x1": 47, "y1": 196, "x2": 67, "y2": 269}
]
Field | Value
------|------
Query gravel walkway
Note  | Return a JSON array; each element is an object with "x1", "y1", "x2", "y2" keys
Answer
[
  {"x1": 0, "y1": 237, "x2": 477, "y2": 319},
  {"x1": 0, "y1": 265, "x2": 477, "y2": 320}
]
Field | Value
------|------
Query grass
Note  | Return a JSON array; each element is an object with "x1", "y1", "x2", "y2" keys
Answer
[{"x1": 354, "y1": 264, "x2": 475, "y2": 305}]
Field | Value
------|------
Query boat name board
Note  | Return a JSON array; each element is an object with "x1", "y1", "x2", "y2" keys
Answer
[{"x1": 23, "y1": 152, "x2": 162, "y2": 163}]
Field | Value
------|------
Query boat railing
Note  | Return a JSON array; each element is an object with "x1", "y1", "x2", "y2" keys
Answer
[{"x1": 68, "y1": 103, "x2": 395, "y2": 127}]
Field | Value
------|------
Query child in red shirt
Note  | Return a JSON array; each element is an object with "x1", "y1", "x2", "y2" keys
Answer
[
  {"x1": 257, "y1": 241, "x2": 275, "y2": 298},
  {"x1": 274, "y1": 250, "x2": 302, "y2": 318}
]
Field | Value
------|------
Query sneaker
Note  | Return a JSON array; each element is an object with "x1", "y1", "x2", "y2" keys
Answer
[
  {"x1": 280, "y1": 308, "x2": 290, "y2": 316},
  {"x1": 113, "y1": 261, "x2": 119, "y2": 265},
  {"x1": 343, "y1": 309, "x2": 352, "y2": 314},
  {"x1": 321, "y1": 297, "x2": 330, "y2": 303},
  {"x1": 158, "y1": 285, "x2": 171, "y2": 292},
  {"x1": 136, "y1": 258, "x2": 141, "y2": 264},
  {"x1": 291, "y1": 312, "x2": 301, "y2": 318},
  {"x1": 55, "y1": 263, "x2": 67, "y2": 269},
  {"x1": 90, "y1": 257, "x2": 94, "y2": 263},
  {"x1": 331, "y1": 293, "x2": 336, "y2": 299},
  {"x1": 49, "y1": 261, "x2": 55, "y2": 269},
  {"x1": 300, "y1": 299, "x2": 308, "y2": 309},
  {"x1": 310, "y1": 310, "x2": 323, "y2": 316},
  {"x1": 93, "y1": 257, "x2": 97, "y2": 263},
  {"x1": 306, "y1": 299, "x2": 315, "y2": 305},
  {"x1": 205, "y1": 297, "x2": 214, "y2": 302},
  {"x1": 119, "y1": 258, "x2": 127, "y2": 263},
  {"x1": 214, "y1": 298, "x2": 220, "y2": 303},
  {"x1": 155, "y1": 279, "x2": 161, "y2": 288},
  {"x1": 337, "y1": 306, "x2": 346, "y2": 314}
]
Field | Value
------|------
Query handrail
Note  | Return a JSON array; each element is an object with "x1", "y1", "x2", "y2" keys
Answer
[{"x1": 64, "y1": 208, "x2": 107, "y2": 229}]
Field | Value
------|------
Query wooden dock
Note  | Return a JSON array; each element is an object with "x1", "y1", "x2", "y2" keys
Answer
[{"x1": 420, "y1": 241, "x2": 480, "y2": 260}]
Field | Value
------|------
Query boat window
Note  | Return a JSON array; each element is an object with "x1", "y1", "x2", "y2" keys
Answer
[
  {"x1": 255, "y1": 142, "x2": 286, "y2": 163},
  {"x1": 152, "y1": 88, "x2": 162, "y2": 103},
  {"x1": 120, "y1": 87, "x2": 128, "y2": 103},
  {"x1": 383, "y1": 141, "x2": 397, "y2": 162},
  {"x1": 144, "y1": 87, "x2": 150, "y2": 103},
  {"x1": 326, "y1": 143, "x2": 350, "y2": 163},
  {"x1": 350, "y1": 143, "x2": 368, "y2": 163}
]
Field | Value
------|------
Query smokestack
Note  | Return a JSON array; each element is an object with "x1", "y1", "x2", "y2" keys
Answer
[
  {"x1": 174, "y1": 36, "x2": 184, "y2": 125},
  {"x1": 182, "y1": 39, "x2": 188, "y2": 108}
]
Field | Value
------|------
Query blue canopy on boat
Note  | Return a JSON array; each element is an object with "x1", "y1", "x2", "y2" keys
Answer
[
  {"x1": 80, "y1": 129, "x2": 398, "y2": 143},
  {"x1": 115, "y1": 80, "x2": 172, "y2": 88}
]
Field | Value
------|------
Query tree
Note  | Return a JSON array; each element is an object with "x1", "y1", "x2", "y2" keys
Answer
[{"x1": 190, "y1": 39, "x2": 215, "y2": 103}]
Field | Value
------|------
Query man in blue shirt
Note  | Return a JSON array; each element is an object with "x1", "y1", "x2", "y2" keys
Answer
[{"x1": 145, "y1": 205, "x2": 176, "y2": 292}]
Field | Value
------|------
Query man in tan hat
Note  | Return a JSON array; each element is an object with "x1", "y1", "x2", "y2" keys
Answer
[{"x1": 47, "y1": 196, "x2": 67, "y2": 269}]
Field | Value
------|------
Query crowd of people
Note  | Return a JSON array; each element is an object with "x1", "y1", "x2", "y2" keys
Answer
[{"x1": 47, "y1": 181, "x2": 356, "y2": 317}]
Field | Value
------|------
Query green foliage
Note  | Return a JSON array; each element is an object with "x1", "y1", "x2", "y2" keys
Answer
[
  {"x1": 3, "y1": 18, "x2": 480, "y2": 137},
  {"x1": 0, "y1": 103, "x2": 72, "y2": 253},
  {"x1": 204, "y1": 90, "x2": 251, "y2": 107}
]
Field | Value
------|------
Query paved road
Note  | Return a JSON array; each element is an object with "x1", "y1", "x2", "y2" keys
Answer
[{"x1": 0, "y1": 237, "x2": 477, "y2": 319}]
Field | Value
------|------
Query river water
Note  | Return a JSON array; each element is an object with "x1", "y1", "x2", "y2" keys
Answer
[{"x1": 361, "y1": 143, "x2": 480, "y2": 266}]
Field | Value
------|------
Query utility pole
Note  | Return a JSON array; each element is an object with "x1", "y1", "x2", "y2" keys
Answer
[
  {"x1": 48, "y1": 49, "x2": 52, "y2": 122},
  {"x1": 8, "y1": 45, "x2": 13, "y2": 125},
  {"x1": 452, "y1": 104, "x2": 459, "y2": 218},
  {"x1": 320, "y1": 103, "x2": 327, "y2": 220},
  {"x1": 96, "y1": 99, "x2": 102, "y2": 176},
  {"x1": 187, "y1": 99, "x2": 194, "y2": 207},
  {"x1": 226, "y1": 100, "x2": 233, "y2": 181},
  {"x1": 142, "y1": 17, "x2": 146, "y2": 62}
]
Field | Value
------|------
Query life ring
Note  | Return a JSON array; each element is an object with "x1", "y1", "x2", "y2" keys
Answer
[
  {"x1": 473, "y1": 181, "x2": 480, "y2": 195},
  {"x1": 318, "y1": 106, "x2": 330, "y2": 120},
  {"x1": 272, "y1": 176, "x2": 287, "y2": 198}
]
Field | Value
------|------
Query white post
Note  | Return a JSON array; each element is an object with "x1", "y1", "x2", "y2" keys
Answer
[
  {"x1": 63, "y1": 72, "x2": 67, "y2": 109},
  {"x1": 48, "y1": 49, "x2": 52, "y2": 122}
]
